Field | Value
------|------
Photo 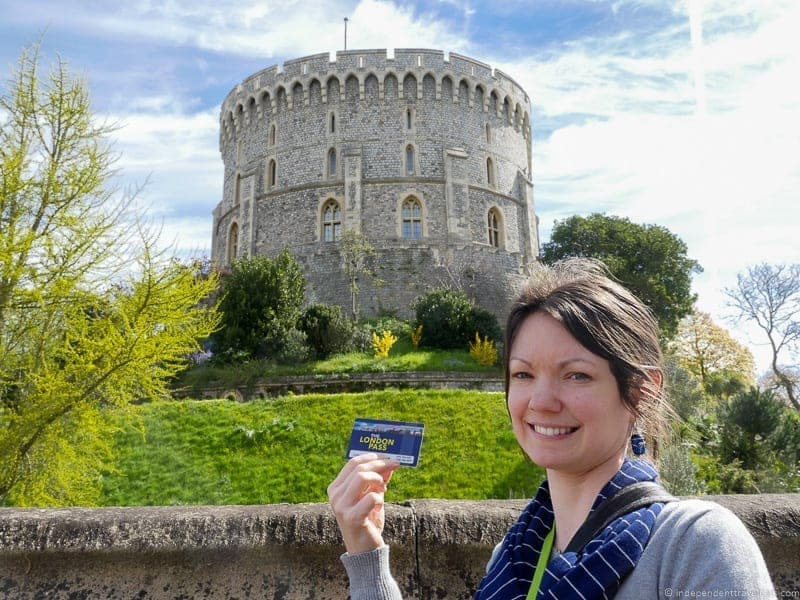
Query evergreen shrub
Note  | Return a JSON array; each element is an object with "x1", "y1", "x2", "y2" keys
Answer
[
  {"x1": 413, "y1": 288, "x2": 501, "y2": 350},
  {"x1": 298, "y1": 303, "x2": 354, "y2": 358},
  {"x1": 214, "y1": 251, "x2": 305, "y2": 359}
]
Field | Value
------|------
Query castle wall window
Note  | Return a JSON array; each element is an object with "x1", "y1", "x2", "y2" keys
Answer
[
  {"x1": 268, "y1": 159, "x2": 277, "y2": 187},
  {"x1": 328, "y1": 148, "x2": 337, "y2": 178},
  {"x1": 405, "y1": 145, "x2": 415, "y2": 175},
  {"x1": 488, "y1": 208, "x2": 502, "y2": 248},
  {"x1": 486, "y1": 157, "x2": 494, "y2": 186},
  {"x1": 269, "y1": 124, "x2": 276, "y2": 147},
  {"x1": 227, "y1": 222, "x2": 239, "y2": 264},
  {"x1": 485, "y1": 123, "x2": 491, "y2": 143},
  {"x1": 401, "y1": 197, "x2": 422, "y2": 239},
  {"x1": 406, "y1": 108, "x2": 413, "y2": 130},
  {"x1": 330, "y1": 112, "x2": 336, "y2": 133},
  {"x1": 322, "y1": 200, "x2": 342, "y2": 242}
]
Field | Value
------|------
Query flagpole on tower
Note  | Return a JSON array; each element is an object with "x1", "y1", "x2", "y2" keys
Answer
[{"x1": 344, "y1": 17, "x2": 349, "y2": 50}]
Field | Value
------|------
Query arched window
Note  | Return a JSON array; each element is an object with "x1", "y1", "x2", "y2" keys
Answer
[
  {"x1": 227, "y1": 222, "x2": 239, "y2": 264},
  {"x1": 268, "y1": 159, "x2": 277, "y2": 187},
  {"x1": 322, "y1": 200, "x2": 342, "y2": 242},
  {"x1": 488, "y1": 209, "x2": 502, "y2": 248},
  {"x1": 405, "y1": 145, "x2": 415, "y2": 175},
  {"x1": 486, "y1": 157, "x2": 494, "y2": 186},
  {"x1": 328, "y1": 148, "x2": 337, "y2": 178},
  {"x1": 401, "y1": 197, "x2": 422, "y2": 239},
  {"x1": 269, "y1": 124, "x2": 276, "y2": 147}
]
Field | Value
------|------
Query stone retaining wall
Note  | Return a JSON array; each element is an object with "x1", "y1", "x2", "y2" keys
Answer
[
  {"x1": 1, "y1": 495, "x2": 798, "y2": 599},
  {"x1": 174, "y1": 371, "x2": 504, "y2": 401}
]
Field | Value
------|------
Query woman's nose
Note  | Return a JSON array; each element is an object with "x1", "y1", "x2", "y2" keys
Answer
[{"x1": 527, "y1": 379, "x2": 561, "y2": 412}]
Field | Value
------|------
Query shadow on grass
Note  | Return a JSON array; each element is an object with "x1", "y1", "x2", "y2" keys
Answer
[{"x1": 490, "y1": 456, "x2": 544, "y2": 500}]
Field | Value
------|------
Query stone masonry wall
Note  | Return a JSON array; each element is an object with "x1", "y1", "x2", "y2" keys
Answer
[
  {"x1": 1, "y1": 495, "x2": 798, "y2": 599},
  {"x1": 211, "y1": 49, "x2": 538, "y2": 320}
]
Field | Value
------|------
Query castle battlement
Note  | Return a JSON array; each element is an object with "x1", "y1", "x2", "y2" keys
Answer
[{"x1": 220, "y1": 48, "x2": 530, "y2": 148}]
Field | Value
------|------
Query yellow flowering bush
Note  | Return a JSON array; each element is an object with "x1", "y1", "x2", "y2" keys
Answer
[
  {"x1": 410, "y1": 324, "x2": 423, "y2": 348},
  {"x1": 372, "y1": 330, "x2": 398, "y2": 359},
  {"x1": 469, "y1": 332, "x2": 498, "y2": 366}
]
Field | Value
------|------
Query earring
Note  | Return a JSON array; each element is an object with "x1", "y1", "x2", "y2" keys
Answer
[{"x1": 630, "y1": 433, "x2": 646, "y2": 456}]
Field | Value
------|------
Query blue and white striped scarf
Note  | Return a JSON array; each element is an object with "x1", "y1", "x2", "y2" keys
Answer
[{"x1": 475, "y1": 459, "x2": 665, "y2": 600}]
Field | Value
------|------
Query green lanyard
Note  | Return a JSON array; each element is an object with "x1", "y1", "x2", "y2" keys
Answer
[{"x1": 526, "y1": 527, "x2": 555, "y2": 600}]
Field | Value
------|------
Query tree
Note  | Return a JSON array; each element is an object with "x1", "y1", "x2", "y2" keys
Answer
[
  {"x1": 725, "y1": 263, "x2": 800, "y2": 410},
  {"x1": 0, "y1": 45, "x2": 219, "y2": 505},
  {"x1": 718, "y1": 387, "x2": 784, "y2": 472},
  {"x1": 667, "y1": 310, "x2": 755, "y2": 388},
  {"x1": 214, "y1": 251, "x2": 306, "y2": 358},
  {"x1": 541, "y1": 213, "x2": 702, "y2": 338},
  {"x1": 339, "y1": 229, "x2": 379, "y2": 321}
]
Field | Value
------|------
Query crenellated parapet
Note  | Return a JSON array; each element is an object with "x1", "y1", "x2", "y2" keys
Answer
[{"x1": 219, "y1": 49, "x2": 531, "y2": 150}]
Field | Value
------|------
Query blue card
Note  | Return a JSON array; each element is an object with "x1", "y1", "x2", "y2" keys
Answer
[{"x1": 346, "y1": 418, "x2": 425, "y2": 467}]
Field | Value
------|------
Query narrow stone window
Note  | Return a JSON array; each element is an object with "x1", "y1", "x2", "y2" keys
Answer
[
  {"x1": 401, "y1": 197, "x2": 422, "y2": 239},
  {"x1": 269, "y1": 124, "x2": 276, "y2": 147},
  {"x1": 485, "y1": 123, "x2": 491, "y2": 143},
  {"x1": 405, "y1": 145, "x2": 415, "y2": 175},
  {"x1": 227, "y1": 222, "x2": 239, "y2": 264},
  {"x1": 406, "y1": 108, "x2": 413, "y2": 130},
  {"x1": 322, "y1": 200, "x2": 342, "y2": 242},
  {"x1": 268, "y1": 159, "x2": 277, "y2": 187},
  {"x1": 328, "y1": 148, "x2": 337, "y2": 178},
  {"x1": 488, "y1": 209, "x2": 501, "y2": 248},
  {"x1": 486, "y1": 157, "x2": 494, "y2": 186},
  {"x1": 330, "y1": 112, "x2": 336, "y2": 133}
]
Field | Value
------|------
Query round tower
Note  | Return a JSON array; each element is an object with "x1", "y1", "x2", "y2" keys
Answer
[{"x1": 212, "y1": 48, "x2": 539, "y2": 320}]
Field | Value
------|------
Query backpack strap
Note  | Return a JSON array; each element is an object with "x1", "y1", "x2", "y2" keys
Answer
[{"x1": 564, "y1": 481, "x2": 677, "y2": 554}]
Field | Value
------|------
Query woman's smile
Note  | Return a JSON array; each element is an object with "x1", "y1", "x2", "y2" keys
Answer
[{"x1": 529, "y1": 423, "x2": 579, "y2": 437}]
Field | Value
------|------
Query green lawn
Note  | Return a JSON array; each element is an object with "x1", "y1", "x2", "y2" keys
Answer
[{"x1": 101, "y1": 389, "x2": 542, "y2": 506}]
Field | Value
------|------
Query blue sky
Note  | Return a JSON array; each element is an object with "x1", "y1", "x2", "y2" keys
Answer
[{"x1": 1, "y1": 0, "x2": 798, "y2": 373}]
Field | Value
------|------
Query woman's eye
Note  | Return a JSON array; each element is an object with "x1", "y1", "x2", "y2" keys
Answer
[
  {"x1": 568, "y1": 372, "x2": 589, "y2": 381},
  {"x1": 512, "y1": 371, "x2": 531, "y2": 379}
]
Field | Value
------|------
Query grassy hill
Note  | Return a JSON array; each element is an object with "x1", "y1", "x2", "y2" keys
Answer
[{"x1": 100, "y1": 389, "x2": 544, "y2": 506}]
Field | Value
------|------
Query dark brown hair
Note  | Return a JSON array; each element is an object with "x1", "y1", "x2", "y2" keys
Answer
[{"x1": 505, "y1": 258, "x2": 666, "y2": 456}]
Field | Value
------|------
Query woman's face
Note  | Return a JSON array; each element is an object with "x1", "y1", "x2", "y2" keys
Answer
[{"x1": 507, "y1": 312, "x2": 634, "y2": 478}]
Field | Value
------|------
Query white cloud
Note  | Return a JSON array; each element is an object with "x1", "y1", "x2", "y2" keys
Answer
[
  {"x1": 102, "y1": 104, "x2": 223, "y2": 256},
  {"x1": 8, "y1": 0, "x2": 467, "y2": 59},
  {"x1": 489, "y1": 1, "x2": 800, "y2": 372}
]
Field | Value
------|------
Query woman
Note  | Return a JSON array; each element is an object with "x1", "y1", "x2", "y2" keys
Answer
[{"x1": 327, "y1": 259, "x2": 775, "y2": 599}]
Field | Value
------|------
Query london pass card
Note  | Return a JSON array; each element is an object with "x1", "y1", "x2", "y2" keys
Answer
[{"x1": 346, "y1": 418, "x2": 425, "y2": 467}]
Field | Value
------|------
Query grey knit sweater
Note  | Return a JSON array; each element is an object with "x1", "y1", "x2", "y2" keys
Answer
[{"x1": 340, "y1": 499, "x2": 776, "y2": 599}]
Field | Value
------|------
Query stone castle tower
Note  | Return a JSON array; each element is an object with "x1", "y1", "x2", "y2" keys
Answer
[{"x1": 212, "y1": 49, "x2": 539, "y2": 320}]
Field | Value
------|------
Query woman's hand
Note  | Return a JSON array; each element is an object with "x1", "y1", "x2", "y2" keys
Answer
[{"x1": 327, "y1": 453, "x2": 400, "y2": 555}]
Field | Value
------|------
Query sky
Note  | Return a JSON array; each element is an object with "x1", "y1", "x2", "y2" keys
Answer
[{"x1": 1, "y1": 0, "x2": 798, "y2": 374}]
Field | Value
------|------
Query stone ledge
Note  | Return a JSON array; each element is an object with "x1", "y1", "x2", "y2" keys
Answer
[
  {"x1": 174, "y1": 371, "x2": 504, "y2": 401},
  {"x1": 0, "y1": 496, "x2": 797, "y2": 599}
]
